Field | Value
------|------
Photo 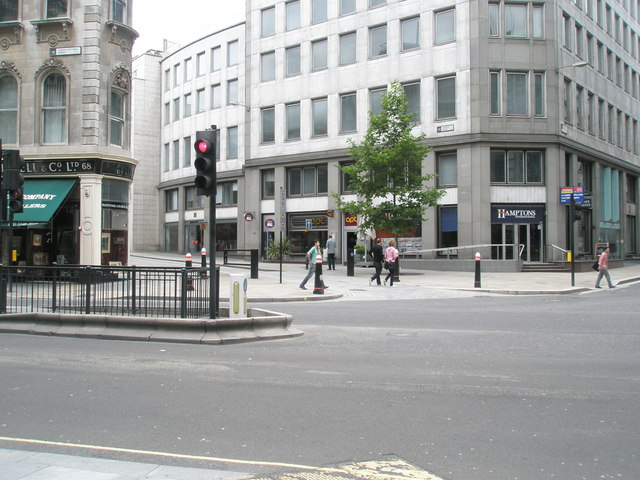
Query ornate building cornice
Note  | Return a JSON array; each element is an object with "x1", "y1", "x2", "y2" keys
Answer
[
  {"x1": 0, "y1": 60, "x2": 22, "y2": 79},
  {"x1": 34, "y1": 58, "x2": 70, "y2": 79}
]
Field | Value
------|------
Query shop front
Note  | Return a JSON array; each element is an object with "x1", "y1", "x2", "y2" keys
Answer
[
  {"x1": 288, "y1": 212, "x2": 328, "y2": 256},
  {"x1": 491, "y1": 204, "x2": 545, "y2": 262}
]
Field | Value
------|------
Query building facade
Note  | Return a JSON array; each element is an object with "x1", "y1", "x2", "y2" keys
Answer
[
  {"x1": 154, "y1": 0, "x2": 640, "y2": 263},
  {"x1": 0, "y1": 0, "x2": 138, "y2": 266}
]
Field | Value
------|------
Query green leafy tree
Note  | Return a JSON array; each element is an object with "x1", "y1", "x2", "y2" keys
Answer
[{"x1": 335, "y1": 81, "x2": 444, "y2": 236}]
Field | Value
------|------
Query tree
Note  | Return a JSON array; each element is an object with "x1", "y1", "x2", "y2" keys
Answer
[{"x1": 335, "y1": 81, "x2": 444, "y2": 237}]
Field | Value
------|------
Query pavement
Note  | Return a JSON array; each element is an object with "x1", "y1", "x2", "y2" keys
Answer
[{"x1": 3, "y1": 253, "x2": 640, "y2": 480}]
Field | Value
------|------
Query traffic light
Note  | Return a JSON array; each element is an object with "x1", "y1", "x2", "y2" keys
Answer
[
  {"x1": 9, "y1": 186, "x2": 23, "y2": 213},
  {"x1": 2, "y1": 149, "x2": 25, "y2": 191},
  {"x1": 193, "y1": 129, "x2": 217, "y2": 197}
]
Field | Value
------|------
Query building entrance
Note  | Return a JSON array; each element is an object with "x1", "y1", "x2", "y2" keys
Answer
[{"x1": 491, "y1": 223, "x2": 543, "y2": 261}]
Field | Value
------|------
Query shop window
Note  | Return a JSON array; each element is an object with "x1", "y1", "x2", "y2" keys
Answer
[
  {"x1": 288, "y1": 165, "x2": 328, "y2": 196},
  {"x1": 42, "y1": 72, "x2": 67, "y2": 144},
  {"x1": 437, "y1": 152, "x2": 457, "y2": 187},
  {"x1": 0, "y1": 74, "x2": 18, "y2": 144},
  {"x1": 490, "y1": 150, "x2": 544, "y2": 184},
  {"x1": 438, "y1": 207, "x2": 458, "y2": 248},
  {"x1": 262, "y1": 170, "x2": 275, "y2": 199},
  {"x1": 216, "y1": 181, "x2": 238, "y2": 206}
]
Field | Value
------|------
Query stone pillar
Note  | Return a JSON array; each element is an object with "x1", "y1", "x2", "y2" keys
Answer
[{"x1": 79, "y1": 175, "x2": 103, "y2": 265}]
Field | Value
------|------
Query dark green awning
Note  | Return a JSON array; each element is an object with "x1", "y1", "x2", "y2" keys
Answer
[{"x1": 4, "y1": 179, "x2": 77, "y2": 227}]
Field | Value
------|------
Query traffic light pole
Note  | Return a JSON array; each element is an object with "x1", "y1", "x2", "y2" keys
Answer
[
  {"x1": 570, "y1": 197, "x2": 575, "y2": 287},
  {"x1": 208, "y1": 194, "x2": 216, "y2": 319}
]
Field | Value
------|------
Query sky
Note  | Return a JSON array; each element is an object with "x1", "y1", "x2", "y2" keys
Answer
[{"x1": 132, "y1": 0, "x2": 245, "y2": 55}]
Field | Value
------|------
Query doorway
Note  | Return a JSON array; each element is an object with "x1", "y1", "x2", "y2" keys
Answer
[{"x1": 491, "y1": 223, "x2": 543, "y2": 261}]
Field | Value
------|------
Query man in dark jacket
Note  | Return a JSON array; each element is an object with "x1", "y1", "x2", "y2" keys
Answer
[{"x1": 369, "y1": 238, "x2": 384, "y2": 286}]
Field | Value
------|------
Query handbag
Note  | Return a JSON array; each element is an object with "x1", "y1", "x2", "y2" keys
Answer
[
  {"x1": 591, "y1": 260, "x2": 599, "y2": 271},
  {"x1": 384, "y1": 260, "x2": 393, "y2": 270}
]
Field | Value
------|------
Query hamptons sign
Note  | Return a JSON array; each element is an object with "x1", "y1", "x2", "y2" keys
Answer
[{"x1": 491, "y1": 205, "x2": 544, "y2": 223}]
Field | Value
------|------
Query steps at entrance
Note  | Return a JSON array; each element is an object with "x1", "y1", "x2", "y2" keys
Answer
[{"x1": 521, "y1": 262, "x2": 566, "y2": 272}]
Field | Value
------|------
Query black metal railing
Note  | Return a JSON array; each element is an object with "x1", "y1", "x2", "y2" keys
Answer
[
  {"x1": 222, "y1": 249, "x2": 259, "y2": 279},
  {"x1": 0, "y1": 264, "x2": 219, "y2": 319}
]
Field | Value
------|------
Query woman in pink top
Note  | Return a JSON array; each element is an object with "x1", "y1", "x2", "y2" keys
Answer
[
  {"x1": 383, "y1": 239, "x2": 399, "y2": 287},
  {"x1": 595, "y1": 246, "x2": 615, "y2": 288}
]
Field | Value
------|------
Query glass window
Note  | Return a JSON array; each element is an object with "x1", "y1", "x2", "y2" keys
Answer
[
  {"x1": 110, "y1": 89, "x2": 125, "y2": 147},
  {"x1": 184, "y1": 57, "x2": 192, "y2": 82},
  {"x1": 0, "y1": 75, "x2": 18, "y2": 144},
  {"x1": 262, "y1": 170, "x2": 275, "y2": 199},
  {"x1": 312, "y1": 0, "x2": 327, "y2": 23},
  {"x1": 261, "y1": 52, "x2": 276, "y2": 82},
  {"x1": 48, "y1": 0, "x2": 68, "y2": 18},
  {"x1": 507, "y1": 151, "x2": 524, "y2": 183},
  {"x1": 163, "y1": 69, "x2": 170, "y2": 92},
  {"x1": 340, "y1": 92, "x2": 357, "y2": 132},
  {"x1": 0, "y1": 0, "x2": 19, "y2": 21},
  {"x1": 312, "y1": 98, "x2": 328, "y2": 136},
  {"x1": 403, "y1": 82, "x2": 420, "y2": 122},
  {"x1": 172, "y1": 140, "x2": 179, "y2": 170},
  {"x1": 402, "y1": 17, "x2": 420, "y2": 51},
  {"x1": 173, "y1": 63, "x2": 181, "y2": 87},
  {"x1": 183, "y1": 93, "x2": 192, "y2": 118},
  {"x1": 227, "y1": 79, "x2": 238, "y2": 104},
  {"x1": 183, "y1": 136, "x2": 191, "y2": 167},
  {"x1": 340, "y1": 32, "x2": 357, "y2": 65},
  {"x1": 576, "y1": 86, "x2": 584, "y2": 129},
  {"x1": 439, "y1": 206, "x2": 458, "y2": 249},
  {"x1": 370, "y1": 87, "x2": 386, "y2": 115},
  {"x1": 211, "y1": 46, "x2": 221, "y2": 71},
  {"x1": 534, "y1": 72, "x2": 545, "y2": 116},
  {"x1": 289, "y1": 168, "x2": 301, "y2": 195},
  {"x1": 286, "y1": 1, "x2": 300, "y2": 30},
  {"x1": 490, "y1": 150, "x2": 506, "y2": 183},
  {"x1": 211, "y1": 84, "x2": 221, "y2": 108},
  {"x1": 173, "y1": 97, "x2": 180, "y2": 121},
  {"x1": 341, "y1": 162, "x2": 355, "y2": 193},
  {"x1": 526, "y1": 151, "x2": 543, "y2": 183},
  {"x1": 286, "y1": 46, "x2": 301, "y2": 76},
  {"x1": 261, "y1": 107, "x2": 275, "y2": 143},
  {"x1": 185, "y1": 187, "x2": 205, "y2": 210},
  {"x1": 370, "y1": 0, "x2": 385, "y2": 7},
  {"x1": 438, "y1": 152, "x2": 457, "y2": 186},
  {"x1": 563, "y1": 13, "x2": 571, "y2": 49},
  {"x1": 435, "y1": 9, "x2": 455, "y2": 44},
  {"x1": 490, "y1": 71, "x2": 501, "y2": 115},
  {"x1": 437, "y1": 76, "x2": 456, "y2": 119},
  {"x1": 286, "y1": 103, "x2": 300, "y2": 140},
  {"x1": 288, "y1": 166, "x2": 328, "y2": 196},
  {"x1": 227, "y1": 40, "x2": 239, "y2": 66},
  {"x1": 506, "y1": 72, "x2": 527, "y2": 115},
  {"x1": 489, "y1": 3, "x2": 500, "y2": 37},
  {"x1": 112, "y1": 0, "x2": 125, "y2": 22},
  {"x1": 216, "y1": 182, "x2": 238, "y2": 206},
  {"x1": 163, "y1": 102, "x2": 170, "y2": 125},
  {"x1": 196, "y1": 52, "x2": 205, "y2": 77},
  {"x1": 563, "y1": 78, "x2": 572, "y2": 123},
  {"x1": 312, "y1": 39, "x2": 328, "y2": 70},
  {"x1": 505, "y1": 4, "x2": 527, "y2": 37},
  {"x1": 165, "y1": 189, "x2": 178, "y2": 212},
  {"x1": 42, "y1": 73, "x2": 67, "y2": 144},
  {"x1": 340, "y1": 0, "x2": 356, "y2": 15},
  {"x1": 576, "y1": 24, "x2": 584, "y2": 58},
  {"x1": 227, "y1": 127, "x2": 238, "y2": 159},
  {"x1": 196, "y1": 88, "x2": 205, "y2": 113},
  {"x1": 262, "y1": 7, "x2": 275, "y2": 36},
  {"x1": 369, "y1": 25, "x2": 387, "y2": 58},
  {"x1": 163, "y1": 144, "x2": 170, "y2": 172},
  {"x1": 532, "y1": 5, "x2": 544, "y2": 38}
]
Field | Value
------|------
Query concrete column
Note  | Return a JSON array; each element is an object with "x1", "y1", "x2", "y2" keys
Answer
[{"x1": 79, "y1": 175, "x2": 103, "y2": 265}]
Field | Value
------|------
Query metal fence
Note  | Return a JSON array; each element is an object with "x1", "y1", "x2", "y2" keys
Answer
[{"x1": 0, "y1": 265, "x2": 219, "y2": 319}]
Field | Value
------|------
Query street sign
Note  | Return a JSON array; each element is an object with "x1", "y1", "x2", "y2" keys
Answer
[
  {"x1": 305, "y1": 218, "x2": 312, "y2": 230},
  {"x1": 265, "y1": 218, "x2": 275, "y2": 229},
  {"x1": 560, "y1": 186, "x2": 584, "y2": 204}
]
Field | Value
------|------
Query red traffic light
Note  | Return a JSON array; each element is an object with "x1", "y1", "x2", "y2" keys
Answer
[{"x1": 195, "y1": 139, "x2": 213, "y2": 154}]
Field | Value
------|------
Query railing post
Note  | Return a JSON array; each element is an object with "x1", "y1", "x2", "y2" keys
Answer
[
  {"x1": 0, "y1": 264, "x2": 6, "y2": 314},
  {"x1": 84, "y1": 266, "x2": 92, "y2": 314},
  {"x1": 180, "y1": 268, "x2": 188, "y2": 318},
  {"x1": 52, "y1": 263, "x2": 58, "y2": 313},
  {"x1": 131, "y1": 267, "x2": 137, "y2": 315},
  {"x1": 250, "y1": 249, "x2": 259, "y2": 279}
]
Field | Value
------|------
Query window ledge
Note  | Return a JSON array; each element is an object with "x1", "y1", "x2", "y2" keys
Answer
[
  {"x1": 0, "y1": 21, "x2": 24, "y2": 47},
  {"x1": 105, "y1": 20, "x2": 139, "y2": 41},
  {"x1": 30, "y1": 18, "x2": 72, "y2": 44}
]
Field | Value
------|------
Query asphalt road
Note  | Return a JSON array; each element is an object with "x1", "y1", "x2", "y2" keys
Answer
[{"x1": 1, "y1": 286, "x2": 639, "y2": 480}]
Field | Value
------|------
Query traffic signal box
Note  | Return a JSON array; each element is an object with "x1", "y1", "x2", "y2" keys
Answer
[
  {"x1": 193, "y1": 129, "x2": 217, "y2": 197},
  {"x1": 2, "y1": 149, "x2": 26, "y2": 213}
]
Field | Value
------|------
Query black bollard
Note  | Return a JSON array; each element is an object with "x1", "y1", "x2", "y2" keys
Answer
[
  {"x1": 200, "y1": 247, "x2": 208, "y2": 278},
  {"x1": 347, "y1": 251, "x2": 355, "y2": 277},
  {"x1": 313, "y1": 254, "x2": 324, "y2": 294},
  {"x1": 185, "y1": 253, "x2": 194, "y2": 291},
  {"x1": 474, "y1": 252, "x2": 481, "y2": 288}
]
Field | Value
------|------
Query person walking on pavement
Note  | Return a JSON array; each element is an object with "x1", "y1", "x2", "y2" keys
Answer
[
  {"x1": 326, "y1": 234, "x2": 336, "y2": 270},
  {"x1": 383, "y1": 239, "x2": 399, "y2": 287},
  {"x1": 595, "y1": 246, "x2": 615, "y2": 288},
  {"x1": 369, "y1": 238, "x2": 384, "y2": 286},
  {"x1": 300, "y1": 240, "x2": 328, "y2": 290}
]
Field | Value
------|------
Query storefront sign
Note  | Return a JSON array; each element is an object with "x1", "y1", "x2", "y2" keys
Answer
[
  {"x1": 492, "y1": 205, "x2": 545, "y2": 223},
  {"x1": 24, "y1": 158, "x2": 135, "y2": 180},
  {"x1": 289, "y1": 214, "x2": 327, "y2": 230},
  {"x1": 344, "y1": 214, "x2": 358, "y2": 227},
  {"x1": 560, "y1": 186, "x2": 584, "y2": 204}
]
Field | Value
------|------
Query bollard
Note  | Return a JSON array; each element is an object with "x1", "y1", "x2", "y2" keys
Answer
[
  {"x1": 474, "y1": 251, "x2": 481, "y2": 288},
  {"x1": 250, "y1": 249, "x2": 259, "y2": 279},
  {"x1": 200, "y1": 248, "x2": 208, "y2": 278},
  {"x1": 347, "y1": 251, "x2": 355, "y2": 277},
  {"x1": 313, "y1": 254, "x2": 324, "y2": 294},
  {"x1": 185, "y1": 253, "x2": 194, "y2": 291}
]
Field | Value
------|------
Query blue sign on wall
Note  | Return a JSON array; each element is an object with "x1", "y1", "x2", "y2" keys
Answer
[{"x1": 492, "y1": 205, "x2": 545, "y2": 224}]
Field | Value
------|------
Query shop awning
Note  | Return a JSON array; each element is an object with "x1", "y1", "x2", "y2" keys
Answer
[{"x1": 4, "y1": 179, "x2": 77, "y2": 227}]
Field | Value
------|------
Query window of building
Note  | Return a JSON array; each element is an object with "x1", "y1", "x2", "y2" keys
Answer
[
  {"x1": 211, "y1": 46, "x2": 221, "y2": 71},
  {"x1": 369, "y1": 25, "x2": 387, "y2": 58},
  {"x1": 587, "y1": 92, "x2": 595, "y2": 134},
  {"x1": 196, "y1": 52, "x2": 205, "y2": 77},
  {"x1": 576, "y1": 24, "x2": 584, "y2": 58},
  {"x1": 576, "y1": 86, "x2": 584, "y2": 129},
  {"x1": 261, "y1": 7, "x2": 275, "y2": 36},
  {"x1": 403, "y1": 81, "x2": 421, "y2": 122},
  {"x1": 111, "y1": 0, "x2": 125, "y2": 22},
  {"x1": 216, "y1": 182, "x2": 238, "y2": 206},
  {"x1": 172, "y1": 140, "x2": 179, "y2": 170},
  {"x1": 286, "y1": 0, "x2": 300, "y2": 30},
  {"x1": 172, "y1": 97, "x2": 180, "y2": 121},
  {"x1": 184, "y1": 57, "x2": 192, "y2": 82},
  {"x1": 597, "y1": 41, "x2": 605, "y2": 74},
  {"x1": 340, "y1": 92, "x2": 357, "y2": 133},
  {"x1": 438, "y1": 206, "x2": 458, "y2": 249},
  {"x1": 1, "y1": 0, "x2": 19, "y2": 21},
  {"x1": 286, "y1": 103, "x2": 301, "y2": 140},
  {"x1": 436, "y1": 75, "x2": 456, "y2": 119},
  {"x1": 0, "y1": 75, "x2": 18, "y2": 144},
  {"x1": 340, "y1": 32, "x2": 357, "y2": 64},
  {"x1": 286, "y1": 45, "x2": 301, "y2": 76},
  {"x1": 183, "y1": 136, "x2": 191, "y2": 167},
  {"x1": 563, "y1": 78, "x2": 572, "y2": 123},
  {"x1": 110, "y1": 89, "x2": 125, "y2": 147},
  {"x1": 437, "y1": 152, "x2": 457, "y2": 186},
  {"x1": 370, "y1": 0, "x2": 385, "y2": 7},
  {"x1": 506, "y1": 4, "x2": 528, "y2": 37},
  {"x1": 532, "y1": 5, "x2": 544, "y2": 38},
  {"x1": 490, "y1": 150, "x2": 544, "y2": 184},
  {"x1": 211, "y1": 84, "x2": 221, "y2": 108},
  {"x1": 489, "y1": 3, "x2": 499, "y2": 36},
  {"x1": 183, "y1": 93, "x2": 192, "y2": 118},
  {"x1": 47, "y1": 0, "x2": 68, "y2": 18},
  {"x1": 227, "y1": 40, "x2": 239, "y2": 66},
  {"x1": 435, "y1": 9, "x2": 455, "y2": 44},
  {"x1": 534, "y1": 72, "x2": 545, "y2": 116},
  {"x1": 261, "y1": 51, "x2": 276, "y2": 82},
  {"x1": 288, "y1": 165, "x2": 328, "y2": 196},
  {"x1": 312, "y1": 97, "x2": 328, "y2": 136},
  {"x1": 163, "y1": 69, "x2": 170, "y2": 92},
  {"x1": 196, "y1": 89, "x2": 205, "y2": 113},
  {"x1": 42, "y1": 72, "x2": 67, "y2": 144},
  {"x1": 340, "y1": 162, "x2": 355, "y2": 193},
  {"x1": 401, "y1": 17, "x2": 420, "y2": 51},
  {"x1": 562, "y1": 12, "x2": 571, "y2": 49},
  {"x1": 598, "y1": 98, "x2": 605, "y2": 138},
  {"x1": 185, "y1": 186, "x2": 205, "y2": 210},
  {"x1": 607, "y1": 104, "x2": 615, "y2": 143},
  {"x1": 312, "y1": 39, "x2": 328, "y2": 70},
  {"x1": 312, "y1": 0, "x2": 327, "y2": 22},
  {"x1": 490, "y1": 71, "x2": 501, "y2": 115},
  {"x1": 340, "y1": 0, "x2": 356, "y2": 15},
  {"x1": 261, "y1": 107, "x2": 275, "y2": 143},
  {"x1": 227, "y1": 126, "x2": 238, "y2": 159},
  {"x1": 227, "y1": 79, "x2": 238, "y2": 104},
  {"x1": 173, "y1": 63, "x2": 181, "y2": 87},
  {"x1": 163, "y1": 102, "x2": 170, "y2": 125},
  {"x1": 506, "y1": 72, "x2": 528, "y2": 116},
  {"x1": 165, "y1": 189, "x2": 178, "y2": 212},
  {"x1": 369, "y1": 87, "x2": 386, "y2": 115},
  {"x1": 586, "y1": 33, "x2": 595, "y2": 66},
  {"x1": 262, "y1": 170, "x2": 275, "y2": 199}
]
